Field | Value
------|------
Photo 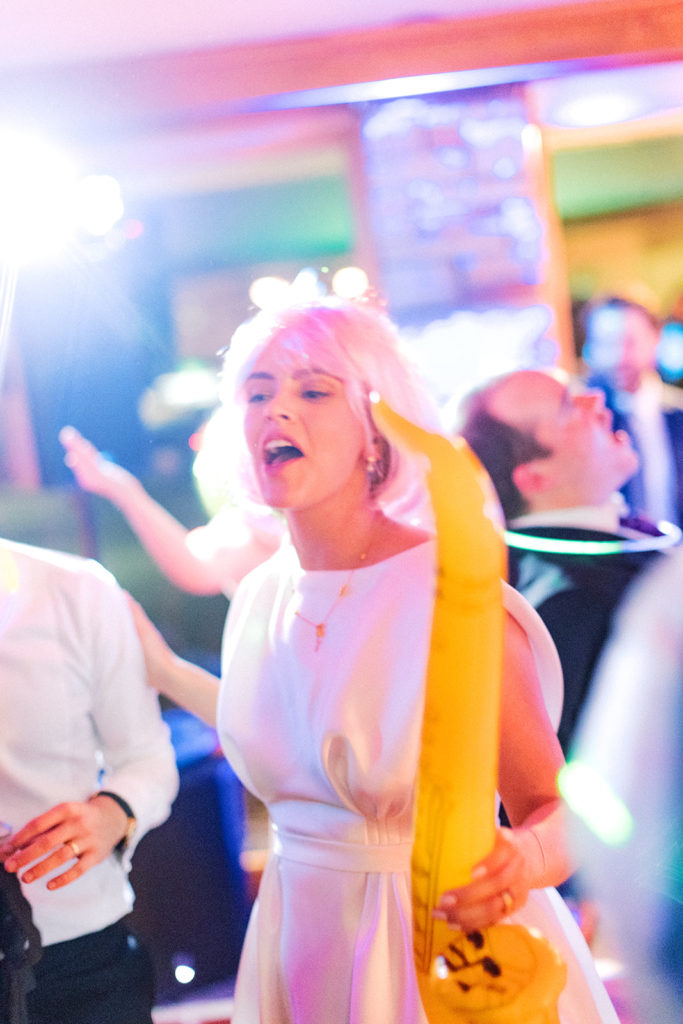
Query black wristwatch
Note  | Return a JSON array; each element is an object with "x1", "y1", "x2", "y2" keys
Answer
[{"x1": 93, "y1": 790, "x2": 137, "y2": 853}]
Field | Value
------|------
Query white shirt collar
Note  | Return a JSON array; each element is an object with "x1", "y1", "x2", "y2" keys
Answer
[
  {"x1": 614, "y1": 372, "x2": 662, "y2": 415},
  {"x1": 632, "y1": 373, "x2": 663, "y2": 419},
  {"x1": 510, "y1": 495, "x2": 628, "y2": 535}
]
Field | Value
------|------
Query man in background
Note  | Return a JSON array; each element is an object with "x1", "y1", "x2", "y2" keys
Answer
[
  {"x1": 460, "y1": 368, "x2": 678, "y2": 756},
  {"x1": 581, "y1": 291, "x2": 683, "y2": 527},
  {"x1": 0, "y1": 536, "x2": 178, "y2": 1024}
]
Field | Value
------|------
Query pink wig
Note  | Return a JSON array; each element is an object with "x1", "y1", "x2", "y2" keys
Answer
[{"x1": 219, "y1": 298, "x2": 440, "y2": 523}]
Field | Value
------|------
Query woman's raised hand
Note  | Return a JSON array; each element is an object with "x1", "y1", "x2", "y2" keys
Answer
[{"x1": 60, "y1": 425, "x2": 135, "y2": 503}]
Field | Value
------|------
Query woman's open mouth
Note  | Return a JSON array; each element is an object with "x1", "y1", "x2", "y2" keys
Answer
[{"x1": 264, "y1": 439, "x2": 304, "y2": 467}]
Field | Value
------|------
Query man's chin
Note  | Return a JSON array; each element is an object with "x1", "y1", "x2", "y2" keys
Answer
[{"x1": 618, "y1": 453, "x2": 640, "y2": 486}]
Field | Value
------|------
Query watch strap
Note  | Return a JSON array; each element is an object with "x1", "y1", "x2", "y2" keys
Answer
[{"x1": 92, "y1": 790, "x2": 137, "y2": 853}]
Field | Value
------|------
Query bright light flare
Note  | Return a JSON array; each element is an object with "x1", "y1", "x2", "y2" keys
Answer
[
  {"x1": 0, "y1": 130, "x2": 78, "y2": 263},
  {"x1": 552, "y1": 91, "x2": 645, "y2": 128},
  {"x1": 173, "y1": 962, "x2": 196, "y2": 985},
  {"x1": 559, "y1": 761, "x2": 634, "y2": 846},
  {"x1": 249, "y1": 275, "x2": 291, "y2": 311},
  {"x1": 0, "y1": 131, "x2": 125, "y2": 263},
  {"x1": 75, "y1": 175, "x2": 124, "y2": 237},
  {"x1": 332, "y1": 266, "x2": 369, "y2": 299}
]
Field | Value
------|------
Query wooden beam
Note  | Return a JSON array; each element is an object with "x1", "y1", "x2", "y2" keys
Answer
[{"x1": 1, "y1": 0, "x2": 682, "y2": 140}]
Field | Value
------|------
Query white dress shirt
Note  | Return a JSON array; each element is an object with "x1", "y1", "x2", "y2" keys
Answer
[
  {"x1": 0, "y1": 539, "x2": 178, "y2": 946},
  {"x1": 510, "y1": 497, "x2": 633, "y2": 535},
  {"x1": 620, "y1": 374, "x2": 678, "y2": 525}
]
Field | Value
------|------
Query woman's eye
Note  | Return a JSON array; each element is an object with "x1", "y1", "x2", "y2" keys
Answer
[
  {"x1": 246, "y1": 391, "x2": 270, "y2": 404},
  {"x1": 302, "y1": 388, "x2": 330, "y2": 400}
]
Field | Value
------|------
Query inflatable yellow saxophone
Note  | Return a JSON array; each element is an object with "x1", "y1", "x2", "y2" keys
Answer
[{"x1": 372, "y1": 398, "x2": 566, "y2": 1024}]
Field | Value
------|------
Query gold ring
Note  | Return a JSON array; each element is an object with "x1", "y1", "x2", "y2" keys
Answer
[
  {"x1": 501, "y1": 888, "x2": 513, "y2": 914},
  {"x1": 66, "y1": 839, "x2": 81, "y2": 858}
]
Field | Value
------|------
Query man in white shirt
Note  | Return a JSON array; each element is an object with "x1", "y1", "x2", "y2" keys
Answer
[
  {"x1": 581, "y1": 293, "x2": 683, "y2": 527},
  {"x1": 0, "y1": 538, "x2": 178, "y2": 1024}
]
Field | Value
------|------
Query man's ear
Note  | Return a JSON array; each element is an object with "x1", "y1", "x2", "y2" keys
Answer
[{"x1": 512, "y1": 460, "x2": 553, "y2": 498}]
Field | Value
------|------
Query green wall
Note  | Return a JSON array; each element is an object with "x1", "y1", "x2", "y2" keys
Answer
[{"x1": 553, "y1": 135, "x2": 683, "y2": 220}]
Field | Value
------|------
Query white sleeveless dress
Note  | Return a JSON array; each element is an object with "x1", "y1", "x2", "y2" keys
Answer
[{"x1": 217, "y1": 540, "x2": 619, "y2": 1024}]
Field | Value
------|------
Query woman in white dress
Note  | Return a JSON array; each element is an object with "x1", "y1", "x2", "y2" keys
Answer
[{"x1": 131, "y1": 298, "x2": 619, "y2": 1023}]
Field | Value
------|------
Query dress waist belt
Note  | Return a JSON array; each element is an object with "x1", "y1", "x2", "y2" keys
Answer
[{"x1": 271, "y1": 824, "x2": 412, "y2": 873}]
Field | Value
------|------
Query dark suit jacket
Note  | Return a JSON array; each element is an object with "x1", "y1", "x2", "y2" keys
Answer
[
  {"x1": 507, "y1": 525, "x2": 664, "y2": 755},
  {"x1": 661, "y1": 406, "x2": 682, "y2": 524},
  {"x1": 618, "y1": 406, "x2": 683, "y2": 526},
  {"x1": 0, "y1": 865, "x2": 42, "y2": 1024}
]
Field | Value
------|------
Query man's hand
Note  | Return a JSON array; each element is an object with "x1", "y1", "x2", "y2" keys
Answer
[{"x1": 0, "y1": 796, "x2": 128, "y2": 890}]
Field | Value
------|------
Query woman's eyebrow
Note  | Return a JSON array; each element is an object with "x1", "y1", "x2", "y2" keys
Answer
[
  {"x1": 245, "y1": 372, "x2": 275, "y2": 383},
  {"x1": 292, "y1": 367, "x2": 342, "y2": 382}
]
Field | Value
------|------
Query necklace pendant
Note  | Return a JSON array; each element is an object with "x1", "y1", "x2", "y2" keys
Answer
[{"x1": 293, "y1": 563, "x2": 359, "y2": 652}]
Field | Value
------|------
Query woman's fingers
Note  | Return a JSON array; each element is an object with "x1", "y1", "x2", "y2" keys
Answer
[{"x1": 434, "y1": 829, "x2": 529, "y2": 930}]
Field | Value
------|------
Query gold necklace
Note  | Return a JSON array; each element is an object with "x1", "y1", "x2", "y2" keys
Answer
[{"x1": 294, "y1": 552, "x2": 368, "y2": 653}]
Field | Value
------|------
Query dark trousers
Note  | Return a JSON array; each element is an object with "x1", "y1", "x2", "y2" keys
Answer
[{"x1": 26, "y1": 919, "x2": 155, "y2": 1024}]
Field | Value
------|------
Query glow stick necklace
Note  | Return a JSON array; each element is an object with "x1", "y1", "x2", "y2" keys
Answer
[{"x1": 505, "y1": 521, "x2": 681, "y2": 556}]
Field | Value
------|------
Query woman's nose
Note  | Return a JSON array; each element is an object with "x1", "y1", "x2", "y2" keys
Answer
[{"x1": 266, "y1": 393, "x2": 294, "y2": 421}]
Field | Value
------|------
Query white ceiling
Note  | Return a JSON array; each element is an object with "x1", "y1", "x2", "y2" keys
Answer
[{"x1": 2, "y1": 0, "x2": 594, "y2": 72}]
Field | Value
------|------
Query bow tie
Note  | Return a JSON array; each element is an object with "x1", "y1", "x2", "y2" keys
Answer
[{"x1": 619, "y1": 514, "x2": 663, "y2": 537}]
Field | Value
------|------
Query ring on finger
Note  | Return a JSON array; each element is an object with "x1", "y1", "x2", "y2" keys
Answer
[
  {"x1": 66, "y1": 839, "x2": 81, "y2": 859},
  {"x1": 500, "y1": 888, "x2": 513, "y2": 914}
]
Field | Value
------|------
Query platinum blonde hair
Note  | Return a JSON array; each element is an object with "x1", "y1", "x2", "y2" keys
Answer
[{"x1": 219, "y1": 298, "x2": 440, "y2": 523}]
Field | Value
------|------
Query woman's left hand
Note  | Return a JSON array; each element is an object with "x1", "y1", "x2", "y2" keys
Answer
[{"x1": 434, "y1": 827, "x2": 535, "y2": 932}]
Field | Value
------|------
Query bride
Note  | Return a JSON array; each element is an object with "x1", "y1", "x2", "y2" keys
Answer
[{"x1": 129, "y1": 297, "x2": 620, "y2": 1023}]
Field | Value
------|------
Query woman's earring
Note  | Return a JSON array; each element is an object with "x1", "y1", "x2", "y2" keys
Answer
[
  {"x1": 366, "y1": 450, "x2": 381, "y2": 488},
  {"x1": 366, "y1": 435, "x2": 390, "y2": 490}
]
